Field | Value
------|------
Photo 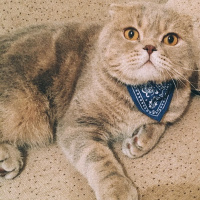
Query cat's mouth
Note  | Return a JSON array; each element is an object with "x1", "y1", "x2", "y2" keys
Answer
[
  {"x1": 145, "y1": 60, "x2": 153, "y2": 65},
  {"x1": 142, "y1": 60, "x2": 156, "y2": 69}
]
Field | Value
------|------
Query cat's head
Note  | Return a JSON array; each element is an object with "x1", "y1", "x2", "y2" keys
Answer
[{"x1": 98, "y1": 2, "x2": 196, "y2": 85}]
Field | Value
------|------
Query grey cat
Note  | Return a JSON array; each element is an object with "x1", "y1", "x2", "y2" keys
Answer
[{"x1": 0, "y1": 2, "x2": 197, "y2": 200}]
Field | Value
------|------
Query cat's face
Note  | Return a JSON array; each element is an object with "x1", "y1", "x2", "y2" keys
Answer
[{"x1": 99, "y1": 2, "x2": 195, "y2": 85}]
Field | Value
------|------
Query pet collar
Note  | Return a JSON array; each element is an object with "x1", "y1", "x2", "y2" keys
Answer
[{"x1": 127, "y1": 80, "x2": 175, "y2": 122}]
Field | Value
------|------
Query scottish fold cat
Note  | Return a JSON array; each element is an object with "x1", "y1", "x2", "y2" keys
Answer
[{"x1": 0, "y1": 2, "x2": 196, "y2": 200}]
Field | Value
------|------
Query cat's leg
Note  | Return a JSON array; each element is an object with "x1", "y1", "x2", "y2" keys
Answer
[
  {"x1": 58, "y1": 128, "x2": 138, "y2": 200},
  {"x1": 0, "y1": 87, "x2": 53, "y2": 179},
  {"x1": 122, "y1": 123, "x2": 166, "y2": 158},
  {"x1": 0, "y1": 143, "x2": 23, "y2": 179}
]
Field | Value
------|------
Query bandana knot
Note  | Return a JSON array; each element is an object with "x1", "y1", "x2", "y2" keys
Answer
[{"x1": 127, "y1": 80, "x2": 175, "y2": 122}]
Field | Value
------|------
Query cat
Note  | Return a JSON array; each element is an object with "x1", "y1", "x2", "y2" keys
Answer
[{"x1": 0, "y1": 1, "x2": 197, "y2": 200}]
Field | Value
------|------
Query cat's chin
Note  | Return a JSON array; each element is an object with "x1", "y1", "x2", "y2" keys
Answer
[{"x1": 124, "y1": 62, "x2": 164, "y2": 85}]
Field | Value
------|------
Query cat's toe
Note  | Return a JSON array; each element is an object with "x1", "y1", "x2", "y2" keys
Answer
[
  {"x1": 122, "y1": 136, "x2": 147, "y2": 158},
  {"x1": 0, "y1": 144, "x2": 23, "y2": 179}
]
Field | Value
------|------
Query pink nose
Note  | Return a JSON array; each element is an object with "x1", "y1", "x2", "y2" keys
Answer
[{"x1": 143, "y1": 45, "x2": 157, "y2": 55}]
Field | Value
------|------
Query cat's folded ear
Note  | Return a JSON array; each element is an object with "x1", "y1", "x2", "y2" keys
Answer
[
  {"x1": 109, "y1": 4, "x2": 127, "y2": 19},
  {"x1": 109, "y1": 2, "x2": 141, "y2": 19}
]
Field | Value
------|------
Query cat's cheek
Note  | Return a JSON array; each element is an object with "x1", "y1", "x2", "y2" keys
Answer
[{"x1": 103, "y1": 49, "x2": 121, "y2": 67}]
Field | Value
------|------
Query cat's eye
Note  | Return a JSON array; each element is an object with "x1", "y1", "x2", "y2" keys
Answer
[
  {"x1": 124, "y1": 28, "x2": 139, "y2": 41},
  {"x1": 163, "y1": 33, "x2": 179, "y2": 46}
]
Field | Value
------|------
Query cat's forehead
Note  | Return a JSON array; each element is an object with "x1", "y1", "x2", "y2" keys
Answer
[{"x1": 109, "y1": 3, "x2": 192, "y2": 39}]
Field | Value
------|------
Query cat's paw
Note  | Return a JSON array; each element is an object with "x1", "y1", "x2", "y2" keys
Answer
[
  {"x1": 122, "y1": 136, "x2": 149, "y2": 158},
  {"x1": 99, "y1": 177, "x2": 138, "y2": 200},
  {"x1": 0, "y1": 144, "x2": 23, "y2": 179},
  {"x1": 122, "y1": 124, "x2": 165, "y2": 158}
]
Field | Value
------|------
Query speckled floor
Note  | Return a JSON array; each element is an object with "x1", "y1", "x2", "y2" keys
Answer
[
  {"x1": 0, "y1": 0, "x2": 167, "y2": 35},
  {"x1": 0, "y1": 0, "x2": 200, "y2": 200}
]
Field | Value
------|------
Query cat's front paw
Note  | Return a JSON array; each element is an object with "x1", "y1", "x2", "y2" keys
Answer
[
  {"x1": 122, "y1": 136, "x2": 149, "y2": 158},
  {"x1": 0, "y1": 144, "x2": 23, "y2": 179},
  {"x1": 99, "y1": 177, "x2": 138, "y2": 200},
  {"x1": 122, "y1": 124, "x2": 165, "y2": 158}
]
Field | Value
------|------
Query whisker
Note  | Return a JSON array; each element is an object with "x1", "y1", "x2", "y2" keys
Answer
[
  {"x1": 165, "y1": 66, "x2": 187, "y2": 87},
  {"x1": 181, "y1": 67, "x2": 200, "y2": 72},
  {"x1": 162, "y1": 67, "x2": 179, "y2": 99},
  {"x1": 165, "y1": 65, "x2": 198, "y2": 90},
  {"x1": 169, "y1": 71, "x2": 190, "y2": 90},
  {"x1": 170, "y1": 67, "x2": 197, "y2": 90},
  {"x1": 160, "y1": 70, "x2": 167, "y2": 83}
]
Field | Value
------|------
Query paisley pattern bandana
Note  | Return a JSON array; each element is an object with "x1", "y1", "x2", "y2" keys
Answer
[{"x1": 127, "y1": 80, "x2": 175, "y2": 122}]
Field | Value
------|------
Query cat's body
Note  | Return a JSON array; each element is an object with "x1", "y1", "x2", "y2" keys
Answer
[{"x1": 0, "y1": 2, "x2": 196, "y2": 200}]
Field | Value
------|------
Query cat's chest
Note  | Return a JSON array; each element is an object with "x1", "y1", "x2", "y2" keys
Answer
[
  {"x1": 75, "y1": 79, "x2": 157, "y2": 138},
  {"x1": 95, "y1": 90, "x2": 154, "y2": 139},
  {"x1": 110, "y1": 105, "x2": 153, "y2": 139}
]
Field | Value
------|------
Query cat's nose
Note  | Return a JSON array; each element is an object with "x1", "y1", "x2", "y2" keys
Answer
[{"x1": 143, "y1": 45, "x2": 157, "y2": 55}]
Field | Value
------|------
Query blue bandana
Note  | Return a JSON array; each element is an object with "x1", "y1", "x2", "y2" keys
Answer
[{"x1": 127, "y1": 80, "x2": 175, "y2": 122}]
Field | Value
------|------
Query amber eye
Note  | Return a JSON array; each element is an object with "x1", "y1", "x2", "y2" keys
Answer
[
  {"x1": 163, "y1": 33, "x2": 179, "y2": 46},
  {"x1": 124, "y1": 28, "x2": 139, "y2": 41}
]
